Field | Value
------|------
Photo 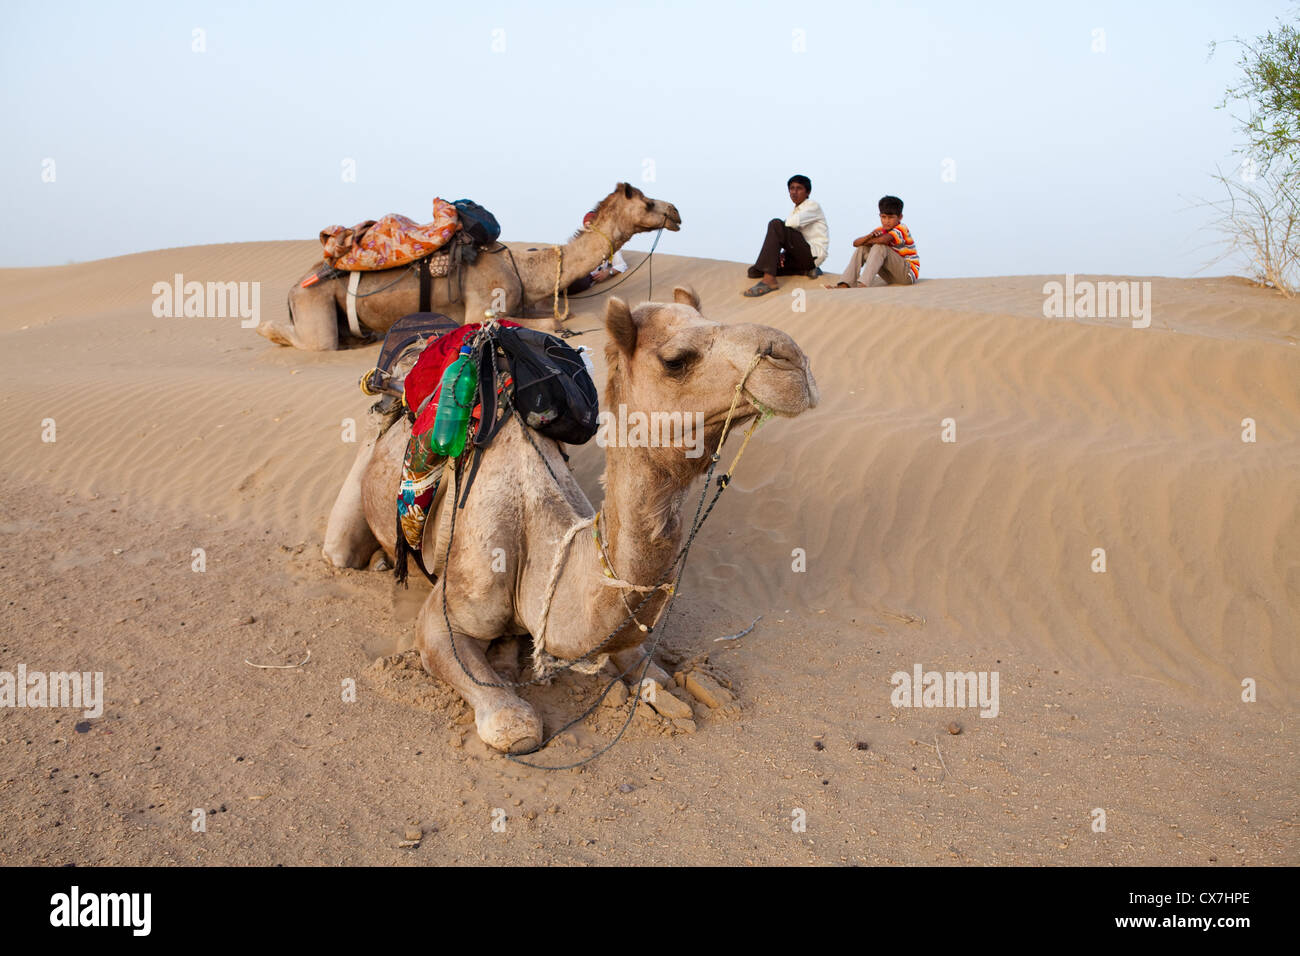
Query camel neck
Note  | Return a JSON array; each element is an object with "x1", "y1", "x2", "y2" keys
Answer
[
  {"x1": 558, "y1": 222, "x2": 627, "y2": 287},
  {"x1": 598, "y1": 449, "x2": 688, "y2": 591}
]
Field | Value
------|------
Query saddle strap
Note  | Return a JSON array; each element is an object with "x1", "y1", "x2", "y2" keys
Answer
[
  {"x1": 346, "y1": 270, "x2": 363, "y2": 337},
  {"x1": 418, "y1": 257, "x2": 432, "y2": 313}
]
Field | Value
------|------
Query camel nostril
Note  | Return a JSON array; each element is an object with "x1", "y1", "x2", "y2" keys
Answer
[{"x1": 762, "y1": 339, "x2": 802, "y2": 370}]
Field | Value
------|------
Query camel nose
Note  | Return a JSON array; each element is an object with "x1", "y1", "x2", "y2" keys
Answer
[
  {"x1": 760, "y1": 332, "x2": 805, "y2": 372},
  {"x1": 759, "y1": 332, "x2": 819, "y2": 408}
]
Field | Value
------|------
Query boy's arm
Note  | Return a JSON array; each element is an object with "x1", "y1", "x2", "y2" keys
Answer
[{"x1": 854, "y1": 229, "x2": 890, "y2": 247}]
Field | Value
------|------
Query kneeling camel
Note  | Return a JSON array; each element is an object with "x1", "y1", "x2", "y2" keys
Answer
[{"x1": 323, "y1": 288, "x2": 818, "y2": 752}]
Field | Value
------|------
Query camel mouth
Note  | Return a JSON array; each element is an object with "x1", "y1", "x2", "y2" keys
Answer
[{"x1": 703, "y1": 406, "x2": 760, "y2": 430}]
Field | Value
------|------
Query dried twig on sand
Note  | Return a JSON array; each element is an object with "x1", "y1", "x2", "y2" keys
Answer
[
  {"x1": 933, "y1": 735, "x2": 951, "y2": 782},
  {"x1": 243, "y1": 648, "x2": 312, "y2": 669},
  {"x1": 714, "y1": 616, "x2": 762, "y2": 642}
]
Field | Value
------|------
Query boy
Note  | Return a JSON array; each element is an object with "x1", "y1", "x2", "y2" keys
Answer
[
  {"x1": 743, "y1": 174, "x2": 829, "y2": 297},
  {"x1": 827, "y1": 195, "x2": 918, "y2": 288}
]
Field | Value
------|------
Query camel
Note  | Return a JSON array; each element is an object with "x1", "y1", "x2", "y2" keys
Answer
[
  {"x1": 257, "y1": 183, "x2": 681, "y2": 351},
  {"x1": 321, "y1": 287, "x2": 818, "y2": 753}
]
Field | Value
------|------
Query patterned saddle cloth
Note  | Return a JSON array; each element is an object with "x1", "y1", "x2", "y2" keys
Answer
[
  {"x1": 321, "y1": 198, "x2": 460, "y2": 272},
  {"x1": 394, "y1": 320, "x2": 520, "y2": 584}
]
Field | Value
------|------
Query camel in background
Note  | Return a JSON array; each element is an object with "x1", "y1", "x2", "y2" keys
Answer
[{"x1": 257, "y1": 183, "x2": 681, "y2": 350}]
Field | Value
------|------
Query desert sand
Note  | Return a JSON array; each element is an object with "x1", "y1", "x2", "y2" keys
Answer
[{"x1": 0, "y1": 241, "x2": 1295, "y2": 865}]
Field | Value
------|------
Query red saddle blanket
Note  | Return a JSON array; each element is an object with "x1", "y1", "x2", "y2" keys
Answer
[
  {"x1": 320, "y1": 198, "x2": 460, "y2": 271},
  {"x1": 403, "y1": 321, "x2": 520, "y2": 436}
]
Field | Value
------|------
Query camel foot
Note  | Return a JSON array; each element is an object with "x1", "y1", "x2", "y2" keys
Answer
[
  {"x1": 255, "y1": 322, "x2": 293, "y2": 347},
  {"x1": 475, "y1": 698, "x2": 542, "y2": 754}
]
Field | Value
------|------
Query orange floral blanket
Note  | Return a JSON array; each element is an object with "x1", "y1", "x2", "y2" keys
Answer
[{"x1": 320, "y1": 198, "x2": 460, "y2": 271}]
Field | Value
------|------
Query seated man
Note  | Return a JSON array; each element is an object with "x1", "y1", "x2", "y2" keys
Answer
[
  {"x1": 827, "y1": 195, "x2": 919, "y2": 288},
  {"x1": 743, "y1": 174, "x2": 829, "y2": 297}
]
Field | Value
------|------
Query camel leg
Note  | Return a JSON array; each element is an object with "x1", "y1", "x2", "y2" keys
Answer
[
  {"x1": 610, "y1": 645, "x2": 672, "y2": 686},
  {"x1": 257, "y1": 285, "x2": 341, "y2": 351},
  {"x1": 486, "y1": 636, "x2": 523, "y2": 683},
  {"x1": 416, "y1": 586, "x2": 541, "y2": 753},
  {"x1": 323, "y1": 428, "x2": 381, "y2": 568}
]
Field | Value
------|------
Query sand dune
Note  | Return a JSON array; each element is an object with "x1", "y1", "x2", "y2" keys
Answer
[
  {"x1": 3, "y1": 244, "x2": 1292, "y2": 699},
  {"x1": 0, "y1": 241, "x2": 1295, "y2": 865}
]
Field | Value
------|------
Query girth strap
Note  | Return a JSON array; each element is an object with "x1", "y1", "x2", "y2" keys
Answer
[
  {"x1": 346, "y1": 270, "x2": 363, "y2": 337},
  {"x1": 418, "y1": 256, "x2": 432, "y2": 313}
]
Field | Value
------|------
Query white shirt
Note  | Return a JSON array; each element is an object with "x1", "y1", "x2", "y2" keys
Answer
[
  {"x1": 589, "y1": 250, "x2": 627, "y2": 279},
  {"x1": 785, "y1": 199, "x2": 828, "y2": 266}
]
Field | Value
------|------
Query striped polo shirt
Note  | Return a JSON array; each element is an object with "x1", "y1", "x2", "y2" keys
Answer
[{"x1": 887, "y1": 223, "x2": 920, "y2": 279}]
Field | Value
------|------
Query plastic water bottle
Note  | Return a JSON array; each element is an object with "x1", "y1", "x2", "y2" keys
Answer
[{"x1": 430, "y1": 344, "x2": 478, "y2": 458}]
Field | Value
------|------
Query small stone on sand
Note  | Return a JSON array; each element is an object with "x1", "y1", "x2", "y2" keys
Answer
[
  {"x1": 947, "y1": 722, "x2": 962, "y2": 735},
  {"x1": 684, "y1": 671, "x2": 733, "y2": 709},
  {"x1": 646, "y1": 685, "x2": 693, "y2": 720},
  {"x1": 602, "y1": 682, "x2": 628, "y2": 707},
  {"x1": 404, "y1": 827, "x2": 422, "y2": 841}
]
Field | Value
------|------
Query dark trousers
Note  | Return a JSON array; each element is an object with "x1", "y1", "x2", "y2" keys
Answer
[
  {"x1": 566, "y1": 274, "x2": 595, "y2": 295},
  {"x1": 748, "y1": 218, "x2": 816, "y2": 278}
]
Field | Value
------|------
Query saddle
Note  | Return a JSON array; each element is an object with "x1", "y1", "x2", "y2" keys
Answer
[
  {"x1": 383, "y1": 317, "x2": 519, "y2": 585},
  {"x1": 385, "y1": 319, "x2": 598, "y2": 586},
  {"x1": 320, "y1": 199, "x2": 460, "y2": 272}
]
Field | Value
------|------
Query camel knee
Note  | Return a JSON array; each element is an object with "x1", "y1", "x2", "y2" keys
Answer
[{"x1": 476, "y1": 698, "x2": 542, "y2": 754}]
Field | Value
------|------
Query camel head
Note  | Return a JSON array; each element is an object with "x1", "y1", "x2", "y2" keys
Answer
[
  {"x1": 590, "y1": 182, "x2": 682, "y2": 238},
  {"x1": 601, "y1": 286, "x2": 818, "y2": 537}
]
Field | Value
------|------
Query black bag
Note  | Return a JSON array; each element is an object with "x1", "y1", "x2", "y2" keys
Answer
[
  {"x1": 484, "y1": 326, "x2": 599, "y2": 445},
  {"x1": 452, "y1": 199, "x2": 501, "y2": 247}
]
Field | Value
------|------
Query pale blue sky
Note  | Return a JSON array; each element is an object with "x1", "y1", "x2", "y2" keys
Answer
[{"x1": 1, "y1": 0, "x2": 1287, "y2": 276}]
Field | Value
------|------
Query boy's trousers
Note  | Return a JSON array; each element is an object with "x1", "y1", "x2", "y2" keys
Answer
[{"x1": 839, "y1": 243, "x2": 915, "y2": 286}]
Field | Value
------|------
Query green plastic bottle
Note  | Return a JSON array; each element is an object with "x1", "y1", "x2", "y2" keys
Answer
[{"x1": 430, "y1": 344, "x2": 478, "y2": 458}]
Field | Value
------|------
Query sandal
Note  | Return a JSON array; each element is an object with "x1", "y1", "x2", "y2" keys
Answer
[{"x1": 742, "y1": 281, "x2": 778, "y2": 297}]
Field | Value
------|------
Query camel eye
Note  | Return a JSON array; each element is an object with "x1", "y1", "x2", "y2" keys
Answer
[
  {"x1": 644, "y1": 200, "x2": 654, "y2": 212},
  {"x1": 660, "y1": 352, "x2": 695, "y2": 374}
]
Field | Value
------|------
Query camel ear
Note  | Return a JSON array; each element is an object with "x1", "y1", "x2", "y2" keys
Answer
[
  {"x1": 622, "y1": 182, "x2": 633, "y2": 200},
  {"x1": 605, "y1": 297, "x2": 636, "y2": 355},
  {"x1": 672, "y1": 285, "x2": 700, "y2": 310}
]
